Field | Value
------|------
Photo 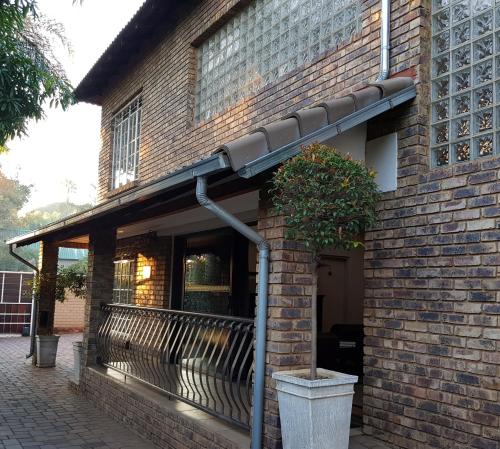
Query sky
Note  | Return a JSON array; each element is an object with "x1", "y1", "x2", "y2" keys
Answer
[{"x1": 0, "y1": 0, "x2": 145, "y2": 212}]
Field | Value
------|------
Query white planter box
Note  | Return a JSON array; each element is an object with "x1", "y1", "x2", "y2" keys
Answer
[
  {"x1": 36, "y1": 335, "x2": 60, "y2": 368},
  {"x1": 273, "y1": 368, "x2": 358, "y2": 449},
  {"x1": 73, "y1": 341, "x2": 83, "y2": 384}
]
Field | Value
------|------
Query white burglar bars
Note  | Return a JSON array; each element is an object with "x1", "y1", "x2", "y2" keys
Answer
[{"x1": 111, "y1": 95, "x2": 142, "y2": 189}]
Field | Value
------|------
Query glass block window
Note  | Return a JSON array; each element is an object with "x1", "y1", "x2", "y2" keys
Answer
[
  {"x1": 111, "y1": 95, "x2": 142, "y2": 189},
  {"x1": 195, "y1": 0, "x2": 362, "y2": 122},
  {"x1": 431, "y1": 0, "x2": 499, "y2": 166},
  {"x1": 113, "y1": 260, "x2": 135, "y2": 304}
]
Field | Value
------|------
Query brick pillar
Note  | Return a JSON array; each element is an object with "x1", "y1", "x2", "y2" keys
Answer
[
  {"x1": 37, "y1": 240, "x2": 59, "y2": 336},
  {"x1": 258, "y1": 191, "x2": 312, "y2": 449},
  {"x1": 83, "y1": 228, "x2": 116, "y2": 366}
]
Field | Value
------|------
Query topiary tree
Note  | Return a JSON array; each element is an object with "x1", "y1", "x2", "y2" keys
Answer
[{"x1": 271, "y1": 143, "x2": 380, "y2": 379}]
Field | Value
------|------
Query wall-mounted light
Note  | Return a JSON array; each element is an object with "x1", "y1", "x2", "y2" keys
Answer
[{"x1": 142, "y1": 265, "x2": 152, "y2": 280}]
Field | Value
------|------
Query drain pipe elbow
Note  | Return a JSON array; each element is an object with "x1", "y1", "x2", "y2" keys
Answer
[
  {"x1": 376, "y1": 0, "x2": 391, "y2": 81},
  {"x1": 195, "y1": 176, "x2": 269, "y2": 449},
  {"x1": 9, "y1": 244, "x2": 38, "y2": 359},
  {"x1": 195, "y1": 182, "x2": 211, "y2": 208}
]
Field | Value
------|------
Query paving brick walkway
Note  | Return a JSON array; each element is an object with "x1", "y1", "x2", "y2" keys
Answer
[
  {"x1": 0, "y1": 334, "x2": 390, "y2": 449},
  {"x1": 0, "y1": 334, "x2": 156, "y2": 449}
]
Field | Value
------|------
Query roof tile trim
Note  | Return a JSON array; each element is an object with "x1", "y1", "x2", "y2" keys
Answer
[{"x1": 216, "y1": 77, "x2": 415, "y2": 171}]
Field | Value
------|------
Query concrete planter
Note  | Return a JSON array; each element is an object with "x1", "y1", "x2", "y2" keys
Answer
[
  {"x1": 273, "y1": 368, "x2": 358, "y2": 449},
  {"x1": 73, "y1": 341, "x2": 83, "y2": 384},
  {"x1": 35, "y1": 335, "x2": 60, "y2": 368}
]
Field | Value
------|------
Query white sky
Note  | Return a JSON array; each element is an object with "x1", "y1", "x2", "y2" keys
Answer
[{"x1": 0, "y1": 0, "x2": 145, "y2": 211}]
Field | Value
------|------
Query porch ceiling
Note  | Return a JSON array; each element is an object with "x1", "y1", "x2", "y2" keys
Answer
[
  {"x1": 117, "y1": 190, "x2": 259, "y2": 238},
  {"x1": 8, "y1": 77, "x2": 416, "y2": 249}
]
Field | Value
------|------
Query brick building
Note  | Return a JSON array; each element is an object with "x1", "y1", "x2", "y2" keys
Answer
[{"x1": 8, "y1": 1, "x2": 500, "y2": 449}]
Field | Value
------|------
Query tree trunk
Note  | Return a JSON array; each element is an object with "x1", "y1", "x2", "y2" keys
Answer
[{"x1": 310, "y1": 257, "x2": 319, "y2": 380}]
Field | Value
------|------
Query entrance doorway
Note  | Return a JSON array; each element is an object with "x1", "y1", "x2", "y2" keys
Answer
[{"x1": 317, "y1": 248, "x2": 364, "y2": 425}]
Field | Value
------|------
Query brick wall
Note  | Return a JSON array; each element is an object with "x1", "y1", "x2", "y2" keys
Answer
[
  {"x1": 257, "y1": 194, "x2": 313, "y2": 449},
  {"x1": 363, "y1": 161, "x2": 500, "y2": 449},
  {"x1": 361, "y1": 1, "x2": 500, "y2": 449},
  {"x1": 96, "y1": 0, "x2": 399, "y2": 201},
  {"x1": 80, "y1": 367, "x2": 248, "y2": 449},
  {"x1": 115, "y1": 233, "x2": 172, "y2": 308},
  {"x1": 54, "y1": 290, "x2": 85, "y2": 332}
]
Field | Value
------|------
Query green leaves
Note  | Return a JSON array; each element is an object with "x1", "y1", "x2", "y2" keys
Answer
[
  {"x1": 55, "y1": 259, "x2": 87, "y2": 302},
  {"x1": 271, "y1": 143, "x2": 380, "y2": 255},
  {"x1": 0, "y1": 0, "x2": 75, "y2": 147}
]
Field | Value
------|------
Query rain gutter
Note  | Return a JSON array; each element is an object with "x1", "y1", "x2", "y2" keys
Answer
[
  {"x1": 195, "y1": 176, "x2": 269, "y2": 449},
  {"x1": 238, "y1": 85, "x2": 416, "y2": 179},
  {"x1": 9, "y1": 244, "x2": 38, "y2": 359}
]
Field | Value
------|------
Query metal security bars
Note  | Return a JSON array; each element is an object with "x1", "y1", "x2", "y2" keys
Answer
[
  {"x1": 112, "y1": 260, "x2": 135, "y2": 304},
  {"x1": 97, "y1": 304, "x2": 255, "y2": 429},
  {"x1": 111, "y1": 95, "x2": 142, "y2": 189}
]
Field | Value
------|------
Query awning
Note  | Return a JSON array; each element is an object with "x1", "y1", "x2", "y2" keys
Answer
[{"x1": 8, "y1": 77, "x2": 416, "y2": 248}]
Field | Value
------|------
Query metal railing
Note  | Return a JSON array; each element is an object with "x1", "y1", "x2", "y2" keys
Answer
[{"x1": 96, "y1": 304, "x2": 255, "y2": 429}]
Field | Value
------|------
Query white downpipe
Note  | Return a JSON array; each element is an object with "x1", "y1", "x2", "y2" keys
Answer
[{"x1": 377, "y1": 0, "x2": 391, "y2": 81}]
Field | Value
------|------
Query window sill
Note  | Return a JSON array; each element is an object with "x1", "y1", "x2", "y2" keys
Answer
[{"x1": 106, "y1": 180, "x2": 140, "y2": 199}]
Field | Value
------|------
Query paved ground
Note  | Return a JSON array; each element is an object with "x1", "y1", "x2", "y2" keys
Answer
[
  {"x1": 0, "y1": 334, "x2": 156, "y2": 449},
  {"x1": 0, "y1": 334, "x2": 389, "y2": 449}
]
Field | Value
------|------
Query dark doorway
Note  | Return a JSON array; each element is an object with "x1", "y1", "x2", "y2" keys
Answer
[{"x1": 316, "y1": 248, "x2": 364, "y2": 426}]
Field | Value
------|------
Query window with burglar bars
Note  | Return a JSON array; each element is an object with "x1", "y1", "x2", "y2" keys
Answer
[
  {"x1": 431, "y1": 0, "x2": 498, "y2": 167},
  {"x1": 111, "y1": 95, "x2": 142, "y2": 189},
  {"x1": 195, "y1": 0, "x2": 362, "y2": 122},
  {"x1": 113, "y1": 260, "x2": 135, "y2": 304}
]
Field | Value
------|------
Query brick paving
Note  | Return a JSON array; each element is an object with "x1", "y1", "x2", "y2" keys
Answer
[
  {"x1": 0, "y1": 334, "x2": 389, "y2": 449},
  {"x1": 0, "y1": 334, "x2": 156, "y2": 449}
]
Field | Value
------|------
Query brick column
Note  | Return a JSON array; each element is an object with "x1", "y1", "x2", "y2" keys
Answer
[
  {"x1": 37, "y1": 241, "x2": 59, "y2": 336},
  {"x1": 83, "y1": 228, "x2": 116, "y2": 366},
  {"x1": 258, "y1": 191, "x2": 313, "y2": 449}
]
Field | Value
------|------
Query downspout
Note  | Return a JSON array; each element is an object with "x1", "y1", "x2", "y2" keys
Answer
[
  {"x1": 9, "y1": 243, "x2": 38, "y2": 359},
  {"x1": 377, "y1": 0, "x2": 391, "y2": 81},
  {"x1": 195, "y1": 176, "x2": 269, "y2": 449}
]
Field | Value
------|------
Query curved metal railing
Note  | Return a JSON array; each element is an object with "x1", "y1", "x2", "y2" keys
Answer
[{"x1": 96, "y1": 304, "x2": 255, "y2": 429}]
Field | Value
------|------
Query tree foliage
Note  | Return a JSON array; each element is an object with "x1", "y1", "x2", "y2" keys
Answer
[
  {"x1": 0, "y1": 164, "x2": 90, "y2": 271},
  {"x1": 55, "y1": 258, "x2": 87, "y2": 302},
  {"x1": 271, "y1": 143, "x2": 380, "y2": 256},
  {"x1": 0, "y1": 164, "x2": 31, "y2": 226},
  {"x1": 0, "y1": 166, "x2": 32, "y2": 271},
  {"x1": 0, "y1": 0, "x2": 74, "y2": 150},
  {"x1": 32, "y1": 258, "x2": 87, "y2": 303},
  {"x1": 21, "y1": 201, "x2": 92, "y2": 228}
]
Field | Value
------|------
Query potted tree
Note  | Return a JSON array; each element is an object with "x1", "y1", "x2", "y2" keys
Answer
[
  {"x1": 34, "y1": 259, "x2": 87, "y2": 368},
  {"x1": 270, "y1": 143, "x2": 380, "y2": 449}
]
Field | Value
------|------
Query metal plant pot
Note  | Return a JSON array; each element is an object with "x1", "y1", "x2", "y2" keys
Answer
[
  {"x1": 273, "y1": 368, "x2": 358, "y2": 449},
  {"x1": 35, "y1": 335, "x2": 60, "y2": 368},
  {"x1": 73, "y1": 341, "x2": 83, "y2": 384}
]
